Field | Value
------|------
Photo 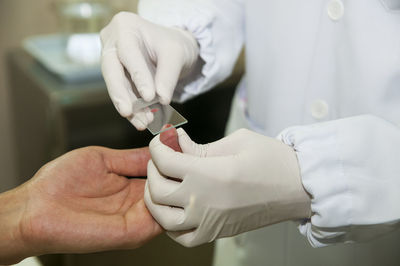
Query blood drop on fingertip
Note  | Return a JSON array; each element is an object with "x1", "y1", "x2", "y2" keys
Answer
[{"x1": 160, "y1": 124, "x2": 182, "y2": 152}]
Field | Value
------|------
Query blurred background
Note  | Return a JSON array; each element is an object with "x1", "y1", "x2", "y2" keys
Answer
[
  {"x1": 0, "y1": 0, "x2": 243, "y2": 265},
  {"x1": 0, "y1": 0, "x2": 139, "y2": 193}
]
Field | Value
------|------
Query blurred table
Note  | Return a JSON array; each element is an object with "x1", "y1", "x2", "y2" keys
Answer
[{"x1": 7, "y1": 48, "x2": 241, "y2": 266}]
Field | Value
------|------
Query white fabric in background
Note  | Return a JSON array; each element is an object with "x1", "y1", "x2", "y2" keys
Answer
[{"x1": 138, "y1": 0, "x2": 400, "y2": 265}]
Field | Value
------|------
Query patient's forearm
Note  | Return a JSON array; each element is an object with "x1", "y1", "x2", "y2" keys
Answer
[{"x1": 0, "y1": 185, "x2": 33, "y2": 264}]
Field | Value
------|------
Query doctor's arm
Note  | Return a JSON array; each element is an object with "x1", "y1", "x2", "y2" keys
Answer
[
  {"x1": 0, "y1": 146, "x2": 162, "y2": 265},
  {"x1": 100, "y1": 0, "x2": 244, "y2": 130},
  {"x1": 145, "y1": 115, "x2": 400, "y2": 248}
]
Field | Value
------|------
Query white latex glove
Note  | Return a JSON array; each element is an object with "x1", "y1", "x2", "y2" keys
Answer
[
  {"x1": 100, "y1": 12, "x2": 199, "y2": 130},
  {"x1": 145, "y1": 128, "x2": 311, "y2": 247}
]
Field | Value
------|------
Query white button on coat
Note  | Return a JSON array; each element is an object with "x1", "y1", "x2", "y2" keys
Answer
[
  {"x1": 311, "y1": 99, "x2": 329, "y2": 119},
  {"x1": 327, "y1": 0, "x2": 344, "y2": 21}
]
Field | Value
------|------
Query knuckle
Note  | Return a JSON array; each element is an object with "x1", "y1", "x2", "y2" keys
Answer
[
  {"x1": 231, "y1": 128, "x2": 252, "y2": 140},
  {"x1": 99, "y1": 26, "x2": 108, "y2": 40},
  {"x1": 129, "y1": 69, "x2": 141, "y2": 82},
  {"x1": 113, "y1": 11, "x2": 135, "y2": 24},
  {"x1": 150, "y1": 192, "x2": 164, "y2": 204},
  {"x1": 118, "y1": 106, "x2": 131, "y2": 118},
  {"x1": 181, "y1": 239, "x2": 196, "y2": 248},
  {"x1": 236, "y1": 128, "x2": 250, "y2": 135},
  {"x1": 155, "y1": 158, "x2": 170, "y2": 173},
  {"x1": 152, "y1": 211, "x2": 165, "y2": 225},
  {"x1": 132, "y1": 119, "x2": 146, "y2": 131},
  {"x1": 113, "y1": 101, "x2": 131, "y2": 117},
  {"x1": 83, "y1": 145, "x2": 101, "y2": 152},
  {"x1": 149, "y1": 136, "x2": 161, "y2": 152},
  {"x1": 162, "y1": 219, "x2": 178, "y2": 231},
  {"x1": 147, "y1": 181, "x2": 163, "y2": 202},
  {"x1": 79, "y1": 145, "x2": 104, "y2": 156},
  {"x1": 153, "y1": 210, "x2": 175, "y2": 228}
]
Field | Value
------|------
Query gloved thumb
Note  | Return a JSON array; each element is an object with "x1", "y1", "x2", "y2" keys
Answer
[
  {"x1": 177, "y1": 128, "x2": 252, "y2": 157},
  {"x1": 176, "y1": 128, "x2": 202, "y2": 156},
  {"x1": 176, "y1": 128, "x2": 224, "y2": 157}
]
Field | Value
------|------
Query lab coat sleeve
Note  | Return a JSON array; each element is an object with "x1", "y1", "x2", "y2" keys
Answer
[
  {"x1": 278, "y1": 115, "x2": 400, "y2": 247},
  {"x1": 138, "y1": 0, "x2": 244, "y2": 102}
]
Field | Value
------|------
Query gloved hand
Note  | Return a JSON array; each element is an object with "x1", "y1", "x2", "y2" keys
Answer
[
  {"x1": 145, "y1": 128, "x2": 311, "y2": 247},
  {"x1": 100, "y1": 12, "x2": 199, "y2": 130}
]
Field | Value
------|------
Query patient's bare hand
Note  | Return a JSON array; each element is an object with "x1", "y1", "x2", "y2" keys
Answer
[{"x1": 19, "y1": 146, "x2": 161, "y2": 257}]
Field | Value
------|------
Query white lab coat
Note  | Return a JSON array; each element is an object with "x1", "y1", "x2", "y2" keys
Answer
[{"x1": 138, "y1": 0, "x2": 400, "y2": 265}]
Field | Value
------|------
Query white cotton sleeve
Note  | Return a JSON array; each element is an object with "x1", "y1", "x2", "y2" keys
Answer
[
  {"x1": 279, "y1": 115, "x2": 400, "y2": 247},
  {"x1": 138, "y1": 0, "x2": 244, "y2": 102}
]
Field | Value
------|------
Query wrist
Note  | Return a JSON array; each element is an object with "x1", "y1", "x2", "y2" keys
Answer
[
  {"x1": 275, "y1": 133, "x2": 312, "y2": 220},
  {"x1": 285, "y1": 147, "x2": 312, "y2": 220},
  {"x1": 267, "y1": 142, "x2": 311, "y2": 223},
  {"x1": 0, "y1": 184, "x2": 33, "y2": 264}
]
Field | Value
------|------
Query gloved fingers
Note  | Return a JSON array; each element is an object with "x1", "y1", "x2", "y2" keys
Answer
[
  {"x1": 145, "y1": 107, "x2": 155, "y2": 123},
  {"x1": 154, "y1": 48, "x2": 183, "y2": 105},
  {"x1": 101, "y1": 50, "x2": 134, "y2": 118},
  {"x1": 130, "y1": 112, "x2": 148, "y2": 131},
  {"x1": 129, "y1": 108, "x2": 154, "y2": 131},
  {"x1": 144, "y1": 182, "x2": 196, "y2": 231},
  {"x1": 177, "y1": 128, "x2": 238, "y2": 157},
  {"x1": 147, "y1": 160, "x2": 186, "y2": 207},
  {"x1": 149, "y1": 134, "x2": 199, "y2": 179},
  {"x1": 151, "y1": 133, "x2": 237, "y2": 180},
  {"x1": 176, "y1": 128, "x2": 202, "y2": 155},
  {"x1": 117, "y1": 36, "x2": 155, "y2": 102}
]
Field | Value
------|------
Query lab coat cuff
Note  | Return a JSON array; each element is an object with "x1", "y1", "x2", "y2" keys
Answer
[
  {"x1": 278, "y1": 121, "x2": 349, "y2": 247},
  {"x1": 279, "y1": 115, "x2": 400, "y2": 247}
]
